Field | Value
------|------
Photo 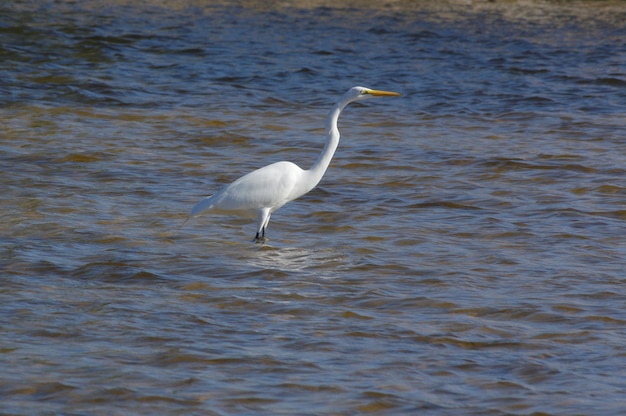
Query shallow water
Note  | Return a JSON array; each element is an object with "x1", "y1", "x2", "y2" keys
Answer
[{"x1": 1, "y1": 0, "x2": 626, "y2": 414}]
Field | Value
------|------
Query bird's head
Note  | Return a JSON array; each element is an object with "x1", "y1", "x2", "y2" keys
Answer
[{"x1": 347, "y1": 86, "x2": 402, "y2": 102}]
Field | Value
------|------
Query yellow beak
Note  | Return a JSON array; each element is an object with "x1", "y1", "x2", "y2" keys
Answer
[{"x1": 367, "y1": 89, "x2": 402, "y2": 97}]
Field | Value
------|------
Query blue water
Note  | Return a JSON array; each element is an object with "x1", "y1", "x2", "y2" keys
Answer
[{"x1": 1, "y1": 1, "x2": 626, "y2": 414}]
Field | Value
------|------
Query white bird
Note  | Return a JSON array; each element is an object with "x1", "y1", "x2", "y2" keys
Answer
[{"x1": 188, "y1": 86, "x2": 401, "y2": 242}]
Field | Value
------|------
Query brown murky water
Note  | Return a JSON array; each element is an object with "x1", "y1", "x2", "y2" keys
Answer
[{"x1": 2, "y1": 1, "x2": 625, "y2": 414}]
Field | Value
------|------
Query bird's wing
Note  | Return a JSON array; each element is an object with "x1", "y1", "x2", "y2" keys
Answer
[{"x1": 208, "y1": 161, "x2": 304, "y2": 213}]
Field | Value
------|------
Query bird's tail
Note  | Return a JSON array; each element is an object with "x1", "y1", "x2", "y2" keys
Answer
[
  {"x1": 179, "y1": 195, "x2": 214, "y2": 232},
  {"x1": 179, "y1": 215, "x2": 192, "y2": 231},
  {"x1": 191, "y1": 195, "x2": 215, "y2": 216}
]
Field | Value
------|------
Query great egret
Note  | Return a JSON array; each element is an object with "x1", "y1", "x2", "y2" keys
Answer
[{"x1": 189, "y1": 86, "x2": 401, "y2": 242}]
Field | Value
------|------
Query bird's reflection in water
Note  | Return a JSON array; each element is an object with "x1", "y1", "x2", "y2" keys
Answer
[{"x1": 243, "y1": 243, "x2": 347, "y2": 276}]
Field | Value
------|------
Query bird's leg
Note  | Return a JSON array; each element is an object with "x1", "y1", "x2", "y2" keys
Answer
[
  {"x1": 253, "y1": 209, "x2": 271, "y2": 243},
  {"x1": 253, "y1": 227, "x2": 267, "y2": 244}
]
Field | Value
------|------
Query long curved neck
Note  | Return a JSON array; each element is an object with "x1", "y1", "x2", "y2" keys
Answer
[{"x1": 303, "y1": 100, "x2": 347, "y2": 190}]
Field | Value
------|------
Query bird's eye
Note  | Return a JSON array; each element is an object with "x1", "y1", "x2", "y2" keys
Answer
[{"x1": 360, "y1": 90, "x2": 369, "y2": 95}]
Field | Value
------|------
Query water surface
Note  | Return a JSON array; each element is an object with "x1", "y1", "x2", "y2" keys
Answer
[{"x1": 1, "y1": 0, "x2": 625, "y2": 414}]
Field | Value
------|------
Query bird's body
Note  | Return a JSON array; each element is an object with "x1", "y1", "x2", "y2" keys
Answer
[
  {"x1": 191, "y1": 161, "x2": 307, "y2": 232},
  {"x1": 189, "y1": 86, "x2": 400, "y2": 242}
]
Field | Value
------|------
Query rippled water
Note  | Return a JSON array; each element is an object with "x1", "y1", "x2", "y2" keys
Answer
[{"x1": 2, "y1": 0, "x2": 626, "y2": 414}]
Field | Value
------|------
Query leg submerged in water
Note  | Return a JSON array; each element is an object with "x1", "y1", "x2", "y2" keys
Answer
[
  {"x1": 253, "y1": 209, "x2": 271, "y2": 243},
  {"x1": 253, "y1": 227, "x2": 266, "y2": 244}
]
